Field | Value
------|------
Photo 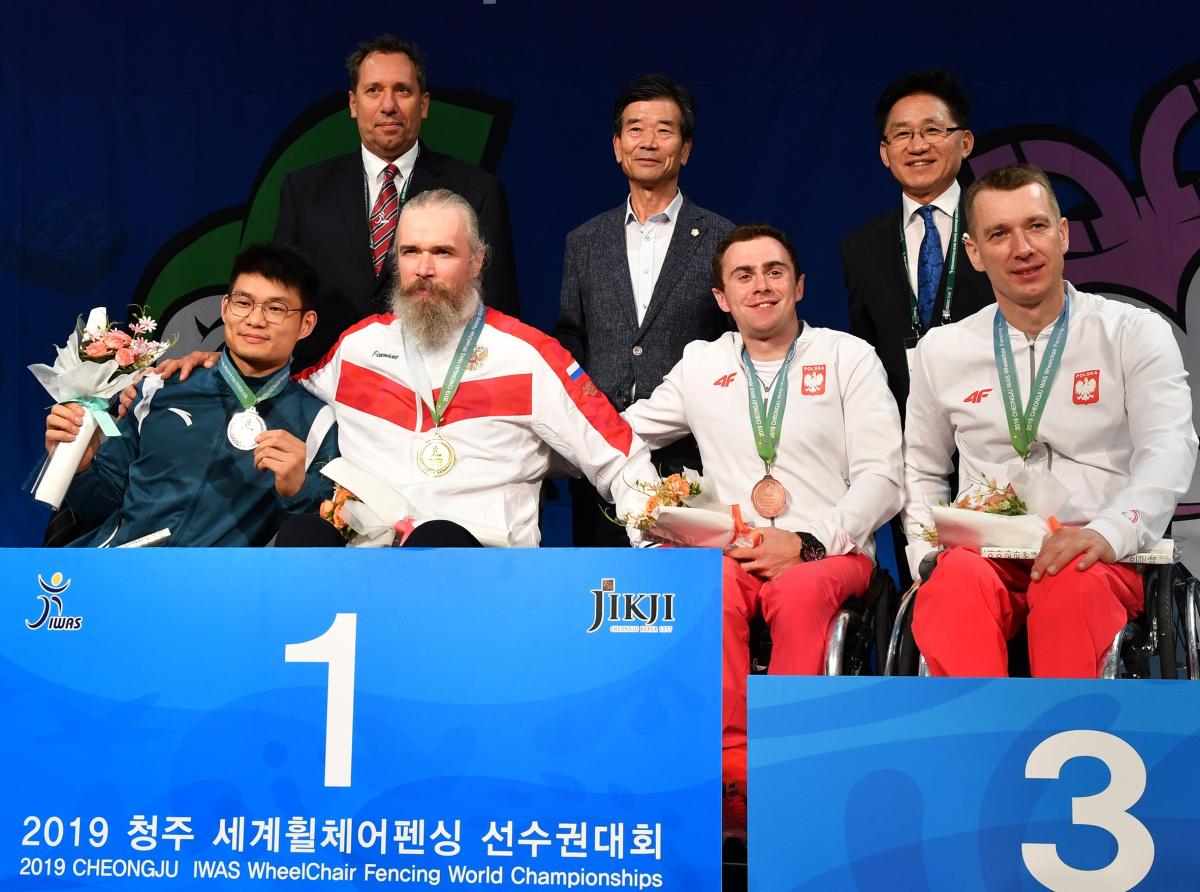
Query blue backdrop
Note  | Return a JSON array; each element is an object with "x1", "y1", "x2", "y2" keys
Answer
[{"x1": 5, "y1": 1, "x2": 1199, "y2": 547}]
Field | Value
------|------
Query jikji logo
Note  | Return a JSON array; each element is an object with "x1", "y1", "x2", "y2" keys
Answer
[
  {"x1": 586, "y1": 577, "x2": 676, "y2": 634},
  {"x1": 132, "y1": 89, "x2": 513, "y2": 356},
  {"x1": 28, "y1": 572, "x2": 83, "y2": 631}
]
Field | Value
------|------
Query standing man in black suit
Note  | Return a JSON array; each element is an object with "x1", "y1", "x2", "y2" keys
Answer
[
  {"x1": 276, "y1": 34, "x2": 520, "y2": 370},
  {"x1": 554, "y1": 74, "x2": 734, "y2": 546},
  {"x1": 842, "y1": 69, "x2": 995, "y2": 585}
]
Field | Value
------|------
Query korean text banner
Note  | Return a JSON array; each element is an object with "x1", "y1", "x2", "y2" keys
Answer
[
  {"x1": 748, "y1": 676, "x2": 1200, "y2": 891},
  {"x1": 1, "y1": 548, "x2": 722, "y2": 890}
]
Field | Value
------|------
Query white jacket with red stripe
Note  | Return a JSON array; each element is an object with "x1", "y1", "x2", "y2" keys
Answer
[{"x1": 297, "y1": 308, "x2": 655, "y2": 546}]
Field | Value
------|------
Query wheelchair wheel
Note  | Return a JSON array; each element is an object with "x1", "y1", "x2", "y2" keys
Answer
[{"x1": 1152, "y1": 564, "x2": 1181, "y2": 679}]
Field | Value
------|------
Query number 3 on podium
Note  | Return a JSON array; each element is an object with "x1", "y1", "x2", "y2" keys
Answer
[
  {"x1": 285, "y1": 613, "x2": 358, "y2": 788},
  {"x1": 1022, "y1": 729, "x2": 1154, "y2": 891}
]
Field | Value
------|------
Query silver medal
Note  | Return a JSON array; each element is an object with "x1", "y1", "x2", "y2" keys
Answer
[{"x1": 227, "y1": 408, "x2": 267, "y2": 450}]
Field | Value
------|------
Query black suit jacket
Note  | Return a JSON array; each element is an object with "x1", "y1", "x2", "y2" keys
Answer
[
  {"x1": 842, "y1": 197, "x2": 994, "y2": 420},
  {"x1": 553, "y1": 197, "x2": 734, "y2": 412},
  {"x1": 275, "y1": 143, "x2": 520, "y2": 370}
]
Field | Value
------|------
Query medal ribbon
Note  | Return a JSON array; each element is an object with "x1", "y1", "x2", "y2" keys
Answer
[
  {"x1": 992, "y1": 295, "x2": 1070, "y2": 459},
  {"x1": 900, "y1": 206, "x2": 960, "y2": 331},
  {"x1": 217, "y1": 351, "x2": 291, "y2": 410},
  {"x1": 742, "y1": 339, "x2": 798, "y2": 467},
  {"x1": 404, "y1": 302, "x2": 486, "y2": 429}
]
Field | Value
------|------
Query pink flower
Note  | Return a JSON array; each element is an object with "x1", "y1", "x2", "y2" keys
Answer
[
  {"x1": 115, "y1": 347, "x2": 136, "y2": 366},
  {"x1": 102, "y1": 329, "x2": 132, "y2": 349},
  {"x1": 84, "y1": 340, "x2": 111, "y2": 358}
]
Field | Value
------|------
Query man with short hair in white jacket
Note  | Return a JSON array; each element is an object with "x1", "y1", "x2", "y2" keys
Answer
[
  {"x1": 903, "y1": 163, "x2": 1197, "y2": 677},
  {"x1": 623, "y1": 223, "x2": 903, "y2": 840}
]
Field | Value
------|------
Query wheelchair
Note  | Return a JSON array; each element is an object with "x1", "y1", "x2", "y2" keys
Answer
[
  {"x1": 750, "y1": 566, "x2": 898, "y2": 677},
  {"x1": 883, "y1": 545, "x2": 1199, "y2": 680}
]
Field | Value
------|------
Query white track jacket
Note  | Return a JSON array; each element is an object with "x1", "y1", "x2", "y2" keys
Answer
[
  {"x1": 624, "y1": 326, "x2": 903, "y2": 558},
  {"x1": 298, "y1": 309, "x2": 655, "y2": 546},
  {"x1": 903, "y1": 284, "x2": 1197, "y2": 576}
]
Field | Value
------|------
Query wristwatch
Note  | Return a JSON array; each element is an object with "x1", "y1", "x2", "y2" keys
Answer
[{"x1": 795, "y1": 531, "x2": 826, "y2": 563}]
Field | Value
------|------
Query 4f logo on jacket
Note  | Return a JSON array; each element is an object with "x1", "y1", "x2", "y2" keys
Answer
[
  {"x1": 801, "y1": 365, "x2": 825, "y2": 396},
  {"x1": 963, "y1": 388, "x2": 993, "y2": 404},
  {"x1": 1073, "y1": 370, "x2": 1100, "y2": 405},
  {"x1": 713, "y1": 372, "x2": 738, "y2": 388}
]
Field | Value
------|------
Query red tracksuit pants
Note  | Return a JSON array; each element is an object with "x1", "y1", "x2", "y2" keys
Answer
[
  {"x1": 721, "y1": 552, "x2": 873, "y2": 784},
  {"x1": 912, "y1": 546, "x2": 1143, "y2": 677}
]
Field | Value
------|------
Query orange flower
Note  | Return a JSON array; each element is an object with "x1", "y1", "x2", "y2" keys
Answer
[
  {"x1": 664, "y1": 474, "x2": 692, "y2": 501},
  {"x1": 645, "y1": 496, "x2": 662, "y2": 514}
]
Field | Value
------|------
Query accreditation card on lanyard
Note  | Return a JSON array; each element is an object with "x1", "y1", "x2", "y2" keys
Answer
[
  {"x1": 402, "y1": 303, "x2": 486, "y2": 477},
  {"x1": 900, "y1": 206, "x2": 960, "y2": 374}
]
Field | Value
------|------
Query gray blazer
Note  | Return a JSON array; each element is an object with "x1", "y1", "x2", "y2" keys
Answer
[{"x1": 553, "y1": 197, "x2": 735, "y2": 411}]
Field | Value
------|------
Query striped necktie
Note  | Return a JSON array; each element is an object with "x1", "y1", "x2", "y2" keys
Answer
[{"x1": 370, "y1": 164, "x2": 400, "y2": 277}]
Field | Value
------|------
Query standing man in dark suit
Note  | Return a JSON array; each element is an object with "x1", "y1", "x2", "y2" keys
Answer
[
  {"x1": 842, "y1": 69, "x2": 994, "y2": 585},
  {"x1": 276, "y1": 34, "x2": 520, "y2": 370},
  {"x1": 554, "y1": 74, "x2": 734, "y2": 546}
]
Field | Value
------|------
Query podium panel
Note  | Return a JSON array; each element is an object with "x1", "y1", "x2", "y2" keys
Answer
[
  {"x1": 749, "y1": 676, "x2": 1200, "y2": 891},
  {"x1": 2, "y1": 548, "x2": 721, "y2": 890}
]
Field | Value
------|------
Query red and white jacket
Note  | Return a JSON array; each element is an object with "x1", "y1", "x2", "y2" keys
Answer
[
  {"x1": 297, "y1": 309, "x2": 654, "y2": 546},
  {"x1": 903, "y1": 284, "x2": 1198, "y2": 576},
  {"x1": 624, "y1": 326, "x2": 904, "y2": 558}
]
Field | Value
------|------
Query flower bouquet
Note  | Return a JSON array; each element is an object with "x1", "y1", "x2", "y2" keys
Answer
[
  {"x1": 619, "y1": 471, "x2": 762, "y2": 549},
  {"x1": 318, "y1": 458, "x2": 512, "y2": 547},
  {"x1": 918, "y1": 477, "x2": 1050, "y2": 551},
  {"x1": 29, "y1": 306, "x2": 176, "y2": 508}
]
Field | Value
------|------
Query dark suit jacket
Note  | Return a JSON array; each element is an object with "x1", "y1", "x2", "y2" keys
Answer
[
  {"x1": 553, "y1": 197, "x2": 734, "y2": 412},
  {"x1": 275, "y1": 143, "x2": 520, "y2": 370},
  {"x1": 842, "y1": 197, "x2": 995, "y2": 420}
]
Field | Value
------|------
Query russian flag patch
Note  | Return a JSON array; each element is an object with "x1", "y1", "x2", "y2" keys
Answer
[{"x1": 567, "y1": 361, "x2": 584, "y2": 381}]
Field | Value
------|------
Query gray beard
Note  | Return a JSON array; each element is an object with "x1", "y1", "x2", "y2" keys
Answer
[{"x1": 392, "y1": 281, "x2": 481, "y2": 351}]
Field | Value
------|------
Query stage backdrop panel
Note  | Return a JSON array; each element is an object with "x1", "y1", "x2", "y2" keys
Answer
[
  {"x1": 748, "y1": 676, "x2": 1200, "y2": 891},
  {"x1": 1, "y1": 548, "x2": 721, "y2": 890}
]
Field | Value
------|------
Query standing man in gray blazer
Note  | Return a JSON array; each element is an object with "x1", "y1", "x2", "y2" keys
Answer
[{"x1": 554, "y1": 74, "x2": 734, "y2": 546}]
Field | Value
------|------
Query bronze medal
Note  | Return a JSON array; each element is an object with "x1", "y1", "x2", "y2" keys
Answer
[
  {"x1": 751, "y1": 474, "x2": 788, "y2": 518},
  {"x1": 417, "y1": 434, "x2": 456, "y2": 477}
]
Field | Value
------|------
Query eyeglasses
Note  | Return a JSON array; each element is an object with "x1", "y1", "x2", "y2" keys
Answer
[
  {"x1": 225, "y1": 292, "x2": 304, "y2": 325},
  {"x1": 882, "y1": 125, "x2": 966, "y2": 147}
]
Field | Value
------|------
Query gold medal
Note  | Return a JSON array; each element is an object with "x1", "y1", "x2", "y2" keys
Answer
[
  {"x1": 751, "y1": 474, "x2": 788, "y2": 518},
  {"x1": 417, "y1": 434, "x2": 456, "y2": 477}
]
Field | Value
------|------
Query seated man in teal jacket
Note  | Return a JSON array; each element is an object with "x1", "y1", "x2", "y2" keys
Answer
[{"x1": 42, "y1": 244, "x2": 339, "y2": 547}]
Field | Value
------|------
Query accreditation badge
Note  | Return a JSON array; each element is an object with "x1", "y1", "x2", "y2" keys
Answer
[
  {"x1": 417, "y1": 434, "x2": 456, "y2": 477},
  {"x1": 226, "y1": 408, "x2": 267, "y2": 451}
]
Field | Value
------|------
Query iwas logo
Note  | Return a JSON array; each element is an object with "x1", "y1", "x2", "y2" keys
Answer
[
  {"x1": 27, "y1": 572, "x2": 84, "y2": 631},
  {"x1": 586, "y1": 578, "x2": 675, "y2": 634}
]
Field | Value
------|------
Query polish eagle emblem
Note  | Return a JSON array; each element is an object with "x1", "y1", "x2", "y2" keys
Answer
[
  {"x1": 801, "y1": 364, "x2": 826, "y2": 396},
  {"x1": 1072, "y1": 369, "x2": 1100, "y2": 405}
]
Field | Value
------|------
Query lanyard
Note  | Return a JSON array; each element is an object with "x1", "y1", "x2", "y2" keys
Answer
[
  {"x1": 217, "y1": 351, "x2": 290, "y2": 410},
  {"x1": 992, "y1": 295, "x2": 1070, "y2": 459},
  {"x1": 362, "y1": 145, "x2": 419, "y2": 216},
  {"x1": 742, "y1": 339, "x2": 798, "y2": 467},
  {"x1": 899, "y1": 205, "x2": 960, "y2": 333},
  {"x1": 403, "y1": 303, "x2": 486, "y2": 429}
]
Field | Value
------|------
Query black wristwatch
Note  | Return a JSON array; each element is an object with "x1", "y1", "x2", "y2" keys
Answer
[{"x1": 795, "y1": 531, "x2": 826, "y2": 563}]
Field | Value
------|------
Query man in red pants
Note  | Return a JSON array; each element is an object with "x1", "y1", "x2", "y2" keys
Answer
[
  {"x1": 623, "y1": 224, "x2": 903, "y2": 841},
  {"x1": 903, "y1": 164, "x2": 1197, "y2": 677}
]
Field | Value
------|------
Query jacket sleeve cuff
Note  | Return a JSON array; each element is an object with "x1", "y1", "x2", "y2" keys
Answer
[{"x1": 1085, "y1": 515, "x2": 1135, "y2": 562}]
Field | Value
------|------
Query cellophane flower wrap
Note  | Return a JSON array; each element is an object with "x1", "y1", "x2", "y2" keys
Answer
[
  {"x1": 618, "y1": 470, "x2": 763, "y2": 549},
  {"x1": 29, "y1": 306, "x2": 176, "y2": 507}
]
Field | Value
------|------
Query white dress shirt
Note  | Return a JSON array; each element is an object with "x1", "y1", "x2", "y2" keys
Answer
[
  {"x1": 625, "y1": 189, "x2": 684, "y2": 326},
  {"x1": 901, "y1": 180, "x2": 960, "y2": 295},
  {"x1": 362, "y1": 141, "x2": 420, "y2": 214}
]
